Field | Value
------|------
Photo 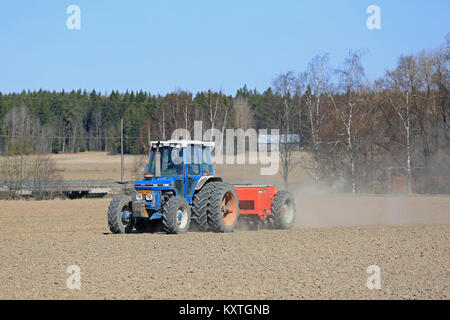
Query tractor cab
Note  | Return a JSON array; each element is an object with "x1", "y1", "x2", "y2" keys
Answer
[{"x1": 134, "y1": 140, "x2": 216, "y2": 211}]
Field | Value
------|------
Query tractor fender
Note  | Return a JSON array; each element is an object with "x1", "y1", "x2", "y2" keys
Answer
[{"x1": 195, "y1": 176, "x2": 223, "y2": 191}]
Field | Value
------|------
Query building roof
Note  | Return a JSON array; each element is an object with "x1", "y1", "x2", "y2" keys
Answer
[
  {"x1": 150, "y1": 140, "x2": 215, "y2": 147},
  {"x1": 258, "y1": 134, "x2": 301, "y2": 144}
]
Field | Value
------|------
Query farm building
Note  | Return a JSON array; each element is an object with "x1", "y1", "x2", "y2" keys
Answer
[{"x1": 258, "y1": 133, "x2": 301, "y2": 151}]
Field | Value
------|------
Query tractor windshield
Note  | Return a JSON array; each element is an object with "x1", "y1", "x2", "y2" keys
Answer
[
  {"x1": 160, "y1": 147, "x2": 184, "y2": 176},
  {"x1": 146, "y1": 147, "x2": 184, "y2": 177}
]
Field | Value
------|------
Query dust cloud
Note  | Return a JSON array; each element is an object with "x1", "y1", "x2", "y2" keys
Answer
[{"x1": 289, "y1": 181, "x2": 450, "y2": 229}]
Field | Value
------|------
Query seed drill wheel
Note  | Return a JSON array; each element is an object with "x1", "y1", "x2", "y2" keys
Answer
[
  {"x1": 271, "y1": 190, "x2": 296, "y2": 229},
  {"x1": 161, "y1": 196, "x2": 191, "y2": 234},
  {"x1": 107, "y1": 195, "x2": 134, "y2": 234},
  {"x1": 208, "y1": 182, "x2": 239, "y2": 233}
]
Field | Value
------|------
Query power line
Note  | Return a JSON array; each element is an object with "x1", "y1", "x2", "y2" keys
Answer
[{"x1": 0, "y1": 135, "x2": 145, "y2": 140}]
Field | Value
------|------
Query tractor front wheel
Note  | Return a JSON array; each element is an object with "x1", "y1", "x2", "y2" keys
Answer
[
  {"x1": 271, "y1": 191, "x2": 296, "y2": 229},
  {"x1": 107, "y1": 195, "x2": 134, "y2": 234},
  {"x1": 161, "y1": 196, "x2": 191, "y2": 234}
]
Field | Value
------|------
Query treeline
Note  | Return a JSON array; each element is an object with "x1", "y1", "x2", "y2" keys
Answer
[
  {"x1": 0, "y1": 89, "x2": 235, "y2": 155},
  {"x1": 0, "y1": 35, "x2": 448, "y2": 193}
]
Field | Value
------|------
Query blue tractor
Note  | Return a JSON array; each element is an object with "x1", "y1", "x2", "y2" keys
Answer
[{"x1": 107, "y1": 140, "x2": 240, "y2": 234}]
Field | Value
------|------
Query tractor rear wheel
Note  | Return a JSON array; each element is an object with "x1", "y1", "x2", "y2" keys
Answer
[
  {"x1": 107, "y1": 195, "x2": 134, "y2": 234},
  {"x1": 191, "y1": 181, "x2": 219, "y2": 231},
  {"x1": 208, "y1": 182, "x2": 239, "y2": 233},
  {"x1": 161, "y1": 196, "x2": 191, "y2": 234},
  {"x1": 271, "y1": 191, "x2": 296, "y2": 229}
]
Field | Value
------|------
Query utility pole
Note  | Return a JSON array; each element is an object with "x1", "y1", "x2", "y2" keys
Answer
[{"x1": 120, "y1": 118, "x2": 124, "y2": 183}]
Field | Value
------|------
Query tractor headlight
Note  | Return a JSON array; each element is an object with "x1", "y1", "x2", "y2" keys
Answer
[
  {"x1": 145, "y1": 194, "x2": 153, "y2": 201},
  {"x1": 135, "y1": 193, "x2": 143, "y2": 201}
]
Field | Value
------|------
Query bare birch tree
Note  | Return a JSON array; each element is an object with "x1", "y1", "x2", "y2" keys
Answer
[
  {"x1": 206, "y1": 91, "x2": 230, "y2": 155},
  {"x1": 272, "y1": 71, "x2": 297, "y2": 186},
  {"x1": 388, "y1": 91, "x2": 413, "y2": 193},
  {"x1": 330, "y1": 51, "x2": 369, "y2": 195},
  {"x1": 382, "y1": 56, "x2": 423, "y2": 193},
  {"x1": 301, "y1": 54, "x2": 333, "y2": 184}
]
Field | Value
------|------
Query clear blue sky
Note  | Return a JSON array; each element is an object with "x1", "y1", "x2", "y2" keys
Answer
[{"x1": 0, "y1": 0, "x2": 449, "y2": 95}]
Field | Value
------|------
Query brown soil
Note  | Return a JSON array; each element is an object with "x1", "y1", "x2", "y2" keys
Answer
[{"x1": 0, "y1": 197, "x2": 448, "y2": 300}]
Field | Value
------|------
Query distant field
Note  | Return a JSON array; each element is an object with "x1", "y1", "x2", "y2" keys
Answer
[
  {"x1": 49, "y1": 152, "x2": 139, "y2": 181},
  {"x1": 48, "y1": 151, "x2": 313, "y2": 183}
]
